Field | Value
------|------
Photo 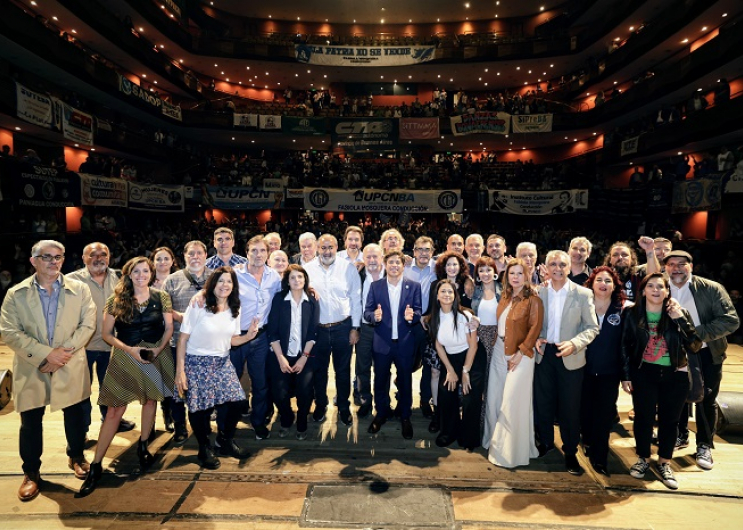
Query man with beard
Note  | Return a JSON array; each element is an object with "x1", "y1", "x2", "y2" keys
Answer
[
  {"x1": 338, "y1": 225, "x2": 364, "y2": 269},
  {"x1": 305, "y1": 234, "x2": 362, "y2": 426},
  {"x1": 163, "y1": 241, "x2": 213, "y2": 445},
  {"x1": 68, "y1": 243, "x2": 136, "y2": 435},
  {"x1": 665, "y1": 250, "x2": 739, "y2": 470},
  {"x1": 603, "y1": 237, "x2": 658, "y2": 302},
  {"x1": 486, "y1": 234, "x2": 508, "y2": 279}
]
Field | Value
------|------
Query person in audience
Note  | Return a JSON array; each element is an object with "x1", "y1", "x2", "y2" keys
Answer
[
  {"x1": 482, "y1": 258, "x2": 543, "y2": 468},
  {"x1": 268, "y1": 249, "x2": 289, "y2": 278},
  {"x1": 515, "y1": 242, "x2": 540, "y2": 285},
  {"x1": 151, "y1": 247, "x2": 177, "y2": 290},
  {"x1": 79, "y1": 256, "x2": 174, "y2": 497},
  {"x1": 292, "y1": 232, "x2": 317, "y2": 265}
]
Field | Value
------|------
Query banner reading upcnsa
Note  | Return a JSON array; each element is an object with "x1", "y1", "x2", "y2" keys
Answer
[
  {"x1": 304, "y1": 188, "x2": 462, "y2": 213},
  {"x1": 295, "y1": 44, "x2": 435, "y2": 67},
  {"x1": 488, "y1": 189, "x2": 588, "y2": 215}
]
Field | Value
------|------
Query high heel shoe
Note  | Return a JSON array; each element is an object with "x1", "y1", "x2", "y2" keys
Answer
[
  {"x1": 78, "y1": 462, "x2": 102, "y2": 497},
  {"x1": 137, "y1": 439, "x2": 155, "y2": 469}
]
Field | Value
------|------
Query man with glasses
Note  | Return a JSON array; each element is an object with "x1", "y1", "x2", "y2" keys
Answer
[
  {"x1": 206, "y1": 227, "x2": 247, "y2": 269},
  {"x1": 68, "y1": 243, "x2": 135, "y2": 436},
  {"x1": 305, "y1": 234, "x2": 362, "y2": 426},
  {"x1": 664, "y1": 250, "x2": 739, "y2": 470},
  {"x1": 163, "y1": 241, "x2": 213, "y2": 446},
  {"x1": 1, "y1": 240, "x2": 96, "y2": 501},
  {"x1": 405, "y1": 236, "x2": 437, "y2": 418}
]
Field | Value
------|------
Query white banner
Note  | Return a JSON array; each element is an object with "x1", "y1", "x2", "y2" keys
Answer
[
  {"x1": 511, "y1": 114, "x2": 553, "y2": 133},
  {"x1": 304, "y1": 188, "x2": 462, "y2": 213},
  {"x1": 16, "y1": 83, "x2": 53, "y2": 128},
  {"x1": 295, "y1": 44, "x2": 436, "y2": 67},
  {"x1": 259, "y1": 115, "x2": 281, "y2": 130},
  {"x1": 724, "y1": 170, "x2": 743, "y2": 193},
  {"x1": 620, "y1": 136, "x2": 639, "y2": 157},
  {"x1": 488, "y1": 189, "x2": 588, "y2": 215},
  {"x1": 450, "y1": 112, "x2": 511, "y2": 136},
  {"x1": 287, "y1": 188, "x2": 304, "y2": 199},
  {"x1": 263, "y1": 178, "x2": 283, "y2": 192},
  {"x1": 161, "y1": 100, "x2": 182, "y2": 121},
  {"x1": 234, "y1": 113, "x2": 258, "y2": 127},
  {"x1": 79, "y1": 174, "x2": 127, "y2": 207},
  {"x1": 53, "y1": 98, "x2": 94, "y2": 146},
  {"x1": 128, "y1": 182, "x2": 184, "y2": 212}
]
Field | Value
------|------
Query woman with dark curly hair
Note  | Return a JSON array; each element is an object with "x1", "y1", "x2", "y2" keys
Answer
[
  {"x1": 80, "y1": 256, "x2": 174, "y2": 497},
  {"x1": 580, "y1": 266, "x2": 627, "y2": 476},
  {"x1": 172, "y1": 266, "x2": 260, "y2": 469}
]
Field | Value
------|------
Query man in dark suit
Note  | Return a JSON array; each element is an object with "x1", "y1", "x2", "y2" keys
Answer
[{"x1": 364, "y1": 250, "x2": 422, "y2": 439}]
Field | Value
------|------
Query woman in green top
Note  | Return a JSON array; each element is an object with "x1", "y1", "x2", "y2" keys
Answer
[{"x1": 620, "y1": 272, "x2": 700, "y2": 490}]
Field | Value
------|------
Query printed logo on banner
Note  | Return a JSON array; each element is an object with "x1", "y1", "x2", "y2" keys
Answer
[
  {"x1": 309, "y1": 189, "x2": 330, "y2": 208},
  {"x1": 438, "y1": 191, "x2": 459, "y2": 210}
]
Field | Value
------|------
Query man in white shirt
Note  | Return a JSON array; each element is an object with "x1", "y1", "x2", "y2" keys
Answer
[
  {"x1": 337, "y1": 225, "x2": 364, "y2": 269},
  {"x1": 305, "y1": 234, "x2": 362, "y2": 426},
  {"x1": 354, "y1": 243, "x2": 385, "y2": 418},
  {"x1": 535, "y1": 250, "x2": 599, "y2": 476}
]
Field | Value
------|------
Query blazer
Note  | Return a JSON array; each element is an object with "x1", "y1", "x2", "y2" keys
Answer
[
  {"x1": 266, "y1": 290, "x2": 319, "y2": 357},
  {"x1": 364, "y1": 278, "x2": 421, "y2": 356},
  {"x1": 538, "y1": 280, "x2": 600, "y2": 370},
  {"x1": 0, "y1": 274, "x2": 96, "y2": 413}
]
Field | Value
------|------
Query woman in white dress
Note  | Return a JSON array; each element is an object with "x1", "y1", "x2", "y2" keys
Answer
[{"x1": 482, "y1": 258, "x2": 544, "y2": 468}]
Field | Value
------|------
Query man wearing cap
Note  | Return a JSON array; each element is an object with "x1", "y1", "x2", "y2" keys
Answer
[{"x1": 664, "y1": 250, "x2": 739, "y2": 470}]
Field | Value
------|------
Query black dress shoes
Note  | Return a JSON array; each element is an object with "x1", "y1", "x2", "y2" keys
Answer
[
  {"x1": 537, "y1": 443, "x2": 555, "y2": 458},
  {"x1": 357, "y1": 402, "x2": 372, "y2": 419},
  {"x1": 117, "y1": 419, "x2": 136, "y2": 433},
  {"x1": 591, "y1": 461, "x2": 610, "y2": 477},
  {"x1": 368, "y1": 415, "x2": 386, "y2": 434},
  {"x1": 435, "y1": 434, "x2": 455, "y2": 447},
  {"x1": 339, "y1": 410, "x2": 353, "y2": 426},
  {"x1": 420, "y1": 401, "x2": 433, "y2": 419},
  {"x1": 565, "y1": 454, "x2": 584, "y2": 476},
  {"x1": 401, "y1": 418, "x2": 414, "y2": 440}
]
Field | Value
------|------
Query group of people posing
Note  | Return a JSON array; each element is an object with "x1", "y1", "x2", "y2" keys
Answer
[{"x1": 0, "y1": 225, "x2": 738, "y2": 503}]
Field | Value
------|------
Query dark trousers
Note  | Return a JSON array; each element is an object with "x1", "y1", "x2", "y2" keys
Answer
[
  {"x1": 354, "y1": 323, "x2": 375, "y2": 406},
  {"x1": 82, "y1": 349, "x2": 110, "y2": 429},
  {"x1": 219, "y1": 331, "x2": 269, "y2": 430},
  {"x1": 437, "y1": 346, "x2": 485, "y2": 449},
  {"x1": 631, "y1": 362, "x2": 689, "y2": 459},
  {"x1": 534, "y1": 344, "x2": 584, "y2": 456},
  {"x1": 413, "y1": 325, "x2": 432, "y2": 406},
  {"x1": 677, "y1": 348, "x2": 722, "y2": 447},
  {"x1": 373, "y1": 341, "x2": 414, "y2": 420},
  {"x1": 20, "y1": 401, "x2": 86, "y2": 474},
  {"x1": 268, "y1": 353, "x2": 314, "y2": 431},
  {"x1": 163, "y1": 344, "x2": 187, "y2": 424},
  {"x1": 189, "y1": 402, "x2": 241, "y2": 448},
  {"x1": 313, "y1": 318, "x2": 353, "y2": 413},
  {"x1": 580, "y1": 372, "x2": 620, "y2": 467}
]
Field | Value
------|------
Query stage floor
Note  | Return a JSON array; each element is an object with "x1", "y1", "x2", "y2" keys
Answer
[{"x1": 1, "y1": 339, "x2": 742, "y2": 529}]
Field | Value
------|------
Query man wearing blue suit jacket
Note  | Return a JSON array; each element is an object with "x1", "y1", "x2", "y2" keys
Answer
[{"x1": 364, "y1": 250, "x2": 422, "y2": 439}]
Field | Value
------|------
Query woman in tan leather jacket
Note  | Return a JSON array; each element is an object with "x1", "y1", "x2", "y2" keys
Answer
[{"x1": 482, "y1": 258, "x2": 544, "y2": 468}]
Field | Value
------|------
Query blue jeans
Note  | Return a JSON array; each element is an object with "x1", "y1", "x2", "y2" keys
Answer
[
  {"x1": 313, "y1": 318, "x2": 353, "y2": 413},
  {"x1": 83, "y1": 349, "x2": 110, "y2": 430},
  {"x1": 219, "y1": 331, "x2": 269, "y2": 430}
]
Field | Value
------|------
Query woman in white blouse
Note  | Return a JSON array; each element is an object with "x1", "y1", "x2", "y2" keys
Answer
[{"x1": 425, "y1": 279, "x2": 485, "y2": 449}]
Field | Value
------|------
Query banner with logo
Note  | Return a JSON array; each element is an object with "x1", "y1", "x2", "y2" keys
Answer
[
  {"x1": 330, "y1": 118, "x2": 398, "y2": 152},
  {"x1": 287, "y1": 188, "x2": 304, "y2": 199},
  {"x1": 259, "y1": 115, "x2": 282, "y2": 130},
  {"x1": 128, "y1": 182, "x2": 184, "y2": 212},
  {"x1": 672, "y1": 176, "x2": 722, "y2": 213},
  {"x1": 262, "y1": 178, "x2": 284, "y2": 192},
  {"x1": 724, "y1": 170, "x2": 743, "y2": 193},
  {"x1": 399, "y1": 118, "x2": 440, "y2": 140},
  {"x1": 15, "y1": 165, "x2": 74, "y2": 207},
  {"x1": 620, "y1": 136, "x2": 639, "y2": 157},
  {"x1": 233, "y1": 113, "x2": 258, "y2": 127},
  {"x1": 282, "y1": 117, "x2": 325, "y2": 135},
  {"x1": 201, "y1": 187, "x2": 284, "y2": 210},
  {"x1": 295, "y1": 44, "x2": 436, "y2": 67},
  {"x1": 304, "y1": 188, "x2": 462, "y2": 213},
  {"x1": 511, "y1": 114, "x2": 553, "y2": 133},
  {"x1": 53, "y1": 98, "x2": 93, "y2": 146},
  {"x1": 161, "y1": 100, "x2": 182, "y2": 121},
  {"x1": 79, "y1": 174, "x2": 127, "y2": 207},
  {"x1": 488, "y1": 189, "x2": 588, "y2": 215},
  {"x1": 16, "y1": 83, "x2": 54, "y2": 128},
  {"x1": 450, "y1": 112, "x2": 510, "y2": 136},
  {"x1": 118, "y1": 74, "x2": 162, "y2": 110}
]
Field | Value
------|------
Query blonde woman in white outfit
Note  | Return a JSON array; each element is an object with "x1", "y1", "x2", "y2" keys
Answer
[{"x1": 483, "y1": 258, "x2": 544, "y2": 468}]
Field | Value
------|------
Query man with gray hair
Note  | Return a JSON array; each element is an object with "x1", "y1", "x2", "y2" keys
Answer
[
  {"x1": 535, "y1": 249, "x2": 599, "y2": 476},
  {"x1": 1, "y1": 240, "x2": 96, "y2": 501},
  {"x1": 465, "y1": 234, "x2": 484, "y2": 277},
  {"x1": 68, "y1": 242, "x2": 135, "y2": 435},
  {"x1": 567, "y1": 237, "x2": 593, "y2": 286},
  {"x1": 516, "y1": 242, "x2": 540, "y2": 285},
  {"x1": 291, "y1": 232, "x2": 317, "y2": 265}
]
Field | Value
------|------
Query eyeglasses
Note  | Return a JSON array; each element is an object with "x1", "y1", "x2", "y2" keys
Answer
[
  {"x1": 414, "y1": 248, "x2": 432, "y2": 253},
  {"x1": 35, "y1": 254, "x2": 65, "y2": 262}
]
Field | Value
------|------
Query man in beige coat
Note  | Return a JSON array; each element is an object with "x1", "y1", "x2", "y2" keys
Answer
[{"x1": 0, "y1": 240, "x2": 96, "y2": 501}]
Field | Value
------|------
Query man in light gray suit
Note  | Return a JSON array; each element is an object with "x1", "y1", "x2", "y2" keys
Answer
[{"x1": 535, "y1": 250, "x2": 599, "y2": 476}]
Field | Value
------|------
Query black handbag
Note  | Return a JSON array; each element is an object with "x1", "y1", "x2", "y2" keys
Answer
[{"x1": 680, "y1": 328, "x2": 704, "y2": 403}]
